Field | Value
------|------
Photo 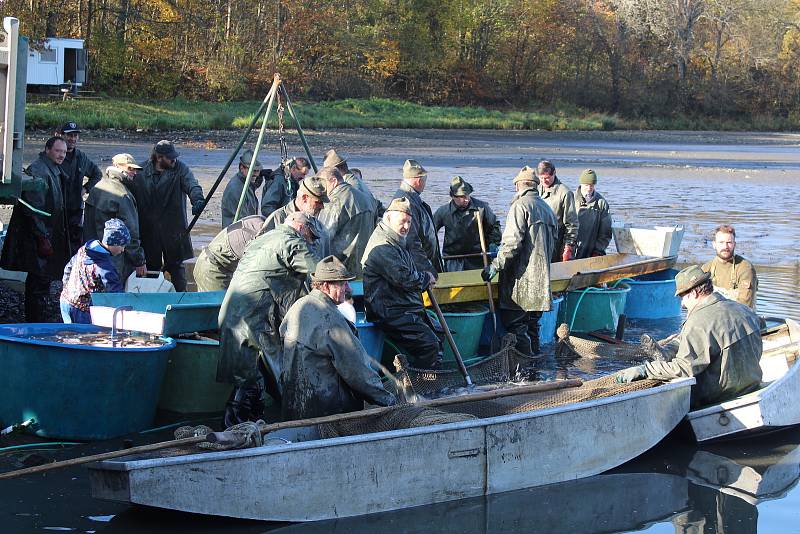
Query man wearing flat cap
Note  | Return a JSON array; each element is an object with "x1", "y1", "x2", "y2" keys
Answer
[
  {"x1": 317, "y1": 166, "x2": 377, "y2": 277},
  {"x1": 616, "y1": 265, "x2": 762, "y2": 408},
  {"x1": 258, "y1": 175, "x2": 331, "y2": 259},
  {"x1": 218, "y1": 211, "x2": 319, "y2": 426},
  {"x1": 392, "y1": 159, "x2": 443, "y2": 273},
  {"x1": 482, "y1": 166, "x2": 557, "y2": 356},
  {"x1": 323, "y1": 148, "x2": 383, "y2": 216},
  {"x1": 280, "y1": 255, "x2": 396, "y2": 420},
  {"x1": 261, "y1": 156, "x2": 311, "y2": 219},
  {"x1": 573, "y1": 169, "x2": 612, "y2": 259},
  {"x1": 131, "y1": 140, "x2": 205, "y2": 291},
  {"x1": 537, "y1": 160, "x2": 579, "y2": 263},
  {"x1": 434, "y1": 176, "x2": 501, "y2": 271},
  {"x1": 55, "y1": 121, "x2": 103, "y2": 252},
  {"x1": 84, "y1": 153, "x2": 147, "y2": 282},
  {"x1": 221, "y1": 149, "x2": 263, "y2": 227},
  {"x1": 193, "y1": 215, "x2": 265, "y2": 292},
  {"x1": 362, "y1": 197, "x2": 443, "y2": 368}
]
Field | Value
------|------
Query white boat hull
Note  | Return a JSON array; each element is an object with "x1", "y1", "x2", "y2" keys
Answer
[{"x1": 89, "y1": 378, "x2": 693, "y2": 522}]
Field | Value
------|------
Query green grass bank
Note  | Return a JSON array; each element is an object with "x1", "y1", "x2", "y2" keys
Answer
[{"x1": 25, "y1": 97, "x2": 800, "y2": 132}]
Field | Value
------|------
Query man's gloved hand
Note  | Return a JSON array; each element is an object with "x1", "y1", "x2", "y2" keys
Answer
[
  {"x1": 615, "y1": 365, "x2": 647, "y2": 384},
  {"x1": 35, "y1": 235, "x2": 54, "y2": 258},
  {"x1": 481, "y1": 265, "x2": 498, "y2": 282},
  {"x1": 191, "y1": 199, "x2": 205, "y2": 216},
  {"x1": 562, "y1": 244, "x2": 574, "y2": 262},
  {"x1": 488, "y1": 243, "x2": 499, "y2": 254}
]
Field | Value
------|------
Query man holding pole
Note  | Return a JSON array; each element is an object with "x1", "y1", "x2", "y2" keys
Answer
[
  {"x1": 482, "y1": 166, "x2": 557, "y2": 356},
  {"x1": 433, "y1": 176, "x2": 501, "y2": 272}
]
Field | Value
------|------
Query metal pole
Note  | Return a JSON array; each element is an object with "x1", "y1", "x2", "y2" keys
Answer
[
  {"x1": 476, "y1": 209, "x2": 499, "y2": 353},
  {"x1": 279, "y1": 84, "x2": 318, "y2": 173},
  {"x1": 234, "y1": 74, "x2": 281, "y2": 223},
  {"x1": 184, "y1": 83, "x2": 274, "y2": 235}
]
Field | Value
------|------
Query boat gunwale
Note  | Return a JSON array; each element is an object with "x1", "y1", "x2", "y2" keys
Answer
[
  {"x1": 91, "y1": 377, "x2": 694, "y2": 472},
  {"x1": 686, "y1": 344, "x2": 800, "y2": 420}
]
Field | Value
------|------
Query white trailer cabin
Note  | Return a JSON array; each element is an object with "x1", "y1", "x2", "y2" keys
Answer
[{"x1": 26, "y1": 37, "x2": 87, "y2": 87}]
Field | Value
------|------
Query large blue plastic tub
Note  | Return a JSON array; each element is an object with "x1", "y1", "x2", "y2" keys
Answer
[
  {"x1": 0, "y1": 324, "x2": 174, "y2": 440},
  {"x1": 624, "y1": 269, "x2": 682, "y2": 319},
  {"x1": 356, "y1": 312, "x2": 385, "y2": 368}
]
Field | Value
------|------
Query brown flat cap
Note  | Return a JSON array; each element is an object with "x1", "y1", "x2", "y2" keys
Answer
[
  {"x1": 323, "y1": 149, "x2": 347, "y2": 168},
  {"x1": 403, "y1": 159, "x2": 427, "y2": 179},
  {"x1": 386, "y1": 197, "x2": 412, "y2": 214},
  {"x1": 300, "y1": 176, "x2": 330, "y2": 203},
  {"x1": 513, "y1": 166, "x2": 539, "y2": 185},
  {"x1": 312, "y1": 255, "x2": 356, "y2": 282}
]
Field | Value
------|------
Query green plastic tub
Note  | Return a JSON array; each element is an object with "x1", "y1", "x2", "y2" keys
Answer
[
  {"x1": 437, "y1": 304, "x2": 490, "y2": 361},
  {"x1": 558, "y1": 284, "x2": 631, "y2": 333},
  {"x1": 157, "y1": 337, "x2": 233, "y2": 415}
]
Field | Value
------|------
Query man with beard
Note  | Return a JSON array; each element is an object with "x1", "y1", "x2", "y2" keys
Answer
[
  {"x1": 362, "y1": 197, "x2": 442, "y2": 369},
  {"x1": 701, "y1": 225, "x2": 758, "y2": 310},
  {"x1": 55, "y1": 122, "x2": 103, "y2": 252},
  {"x1": 217, "y1": 211, "x2": 318, "y2": 426},
  {"x1": 131, "y1": 140, "x2": 205, "y2": 292},
  {"x1": 573, "y1": 169, "x2": 612, "y2": 259},
  {"x1": 220, "y1": 149, "x2": 263, "y2": 227},
  {"x1": 83, "y1": 153, "x2": 147, "y2": 282},
  {"x1": 259, "y1": 175, "x2": 330, "y2": 259},
  {"x1": 537, "y1": 160, "x2": 579, "y2": 263},
  {"x1": 1, "y1": 137, "x2": 72, "y2": 322},
  {"x1": 261, "y1": 157, "x2": 311, "y2": 218},
  {"x1": 433, "y1": 175, "x2": 501, "y2": 271}
]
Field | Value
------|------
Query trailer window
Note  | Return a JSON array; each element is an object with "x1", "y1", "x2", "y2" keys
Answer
[{"x1": 40, "y1": 48, "x2": 57, "y2": 63}]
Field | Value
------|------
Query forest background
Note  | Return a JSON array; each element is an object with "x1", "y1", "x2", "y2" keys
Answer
[{"x1": 5, "y1": 0, "x2": 800, "y2": 130}]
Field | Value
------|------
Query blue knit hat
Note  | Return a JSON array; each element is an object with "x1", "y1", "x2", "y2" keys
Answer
[{"x1": 103, "y1": 218, "x2": 131, "y2": 247}]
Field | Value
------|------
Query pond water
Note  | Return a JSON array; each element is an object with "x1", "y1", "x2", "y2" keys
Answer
[{"x1": 2, "y1": 129, "x2": 799, "y2": 532}]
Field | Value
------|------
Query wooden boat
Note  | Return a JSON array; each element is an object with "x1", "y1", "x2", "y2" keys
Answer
[
  {"x1": 686, "y1": 319, "x2": 800, "y2": 442},
  {"x1": 88, "y1": 377, "x2": 693, "y2": 521},
  {"x1": 421, "y1": 253, "x2": 677, "y2": 306}
]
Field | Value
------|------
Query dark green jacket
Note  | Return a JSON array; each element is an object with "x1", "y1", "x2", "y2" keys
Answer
[
  {"x1": 192, "y1": 215, "x2": 264, "y2": 292},
  {"x1": 261, "y1": 168, "x2": 298, "y2": 218},
  {"x1": 132, "y1": 159, "x2": 204, "y2": 268},
  {"x1": 217, "y1": 225, "x2": 317, "y2": 387},
  {"x1": 221, "y1": 171, "x2": 260, "y2": 228},
  {"x1": 393, "y1": 182, "x2": 443, "y2": 273},
  {"x1": 573, "y1": 188, "x2": 612, "y2": 259},
  {"x1": 539, "y1": 177, "x2": 579, "y2": 261},
  {"x1": 318, "y1": 183, "x2": 376, "y2": 276},
  {"x1": 344, "y1": 171, "x2": 383, "y2": 218},
  {"x1": 259, "y1": 201, "x2": 330, "y2": 260},
  {"x1": 84, "y1": 167, "x2": 146, "y2": 281},
  {"x1": 362, "y1": 221, "x2": 430, "y2": 322},
  {"x1": 280, "y1": 289, "x2": 395, "y2": 420},
  {"x1": 644, "y1": 292, "x2": 763, "y2": 408},
  {"x1": 433, "y1": 197, "x2": 501, "y2": 271},
  {"x1": 0, "y1": 154, "x2": 71, "y2": 278},
  {"x1": 491, "y1": 185, "x2": 557, "y2": 312}
]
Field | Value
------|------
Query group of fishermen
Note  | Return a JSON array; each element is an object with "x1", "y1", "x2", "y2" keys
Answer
[{"x1": 0, "y1": 122, "x2": 764, "y2": 422}]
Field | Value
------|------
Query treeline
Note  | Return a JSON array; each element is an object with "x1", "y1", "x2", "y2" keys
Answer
[{"x1": 5, "y1": 0, "x2": 800, "y2": 120}]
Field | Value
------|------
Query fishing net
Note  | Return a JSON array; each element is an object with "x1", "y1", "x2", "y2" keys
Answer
[
  {"x1": 318, "y1": 375, "x2": 663, "y2": 439},
  {"x1": 554, "y1": 324, "x2": 666, "y2": 362},
  {"x1": 392, "y1": 334, "x2": 539, "y2": 400}
]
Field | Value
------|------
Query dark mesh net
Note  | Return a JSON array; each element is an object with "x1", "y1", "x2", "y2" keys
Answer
[
  {"x1": 318, "y1": 375, "x2": 662, "y2": 438},
  {"x1": 554, "y1": 324, "x2": 659, "y2": 362}
]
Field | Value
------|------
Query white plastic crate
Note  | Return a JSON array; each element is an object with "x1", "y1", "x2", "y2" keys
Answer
[{"x1": 612, "y1": 225, "x2": 684, "y2": 257}]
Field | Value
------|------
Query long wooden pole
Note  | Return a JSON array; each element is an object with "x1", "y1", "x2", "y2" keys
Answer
[
  {"x1": 427, "y1": 289, "x2": 473, "y2": 387},
  {"x1": 0, "y1": 380, "x2": 582, "y2": 481},
  {"x1": 475, "y1": 209, "x2": 499, "y2": 353}
]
